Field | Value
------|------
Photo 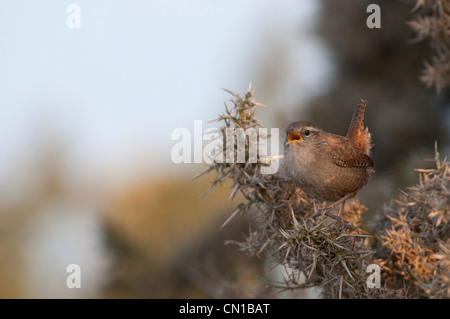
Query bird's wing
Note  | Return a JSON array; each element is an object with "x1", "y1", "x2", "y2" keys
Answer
[
  {"x1": 331, "y1": 151, "x2": 374, "y2": 169},
  {"x1": 346, "y1": 99, "x2": 373, "y2": 154},
  {"x1": 329, "y1": 141, "x2": 374, "y2": 169}
]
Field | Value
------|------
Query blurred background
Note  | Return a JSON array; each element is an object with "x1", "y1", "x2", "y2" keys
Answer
[{"x1": 0, "y1": 0, "x2": 448, "y2": 298}]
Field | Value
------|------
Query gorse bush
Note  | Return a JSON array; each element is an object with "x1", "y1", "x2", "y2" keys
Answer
[
  {"x1": 376, "y1": 146, "x2": 450, "y2": 298},
  {"x1": 198, "y1": 85, "x2": 449, "y2": 299},
  {"x1": 408, "y1": 0, "x2": 450, "y2": 94}
]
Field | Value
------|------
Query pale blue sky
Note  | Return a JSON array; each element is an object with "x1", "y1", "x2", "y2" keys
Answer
[
  {"x1": 0, "y1": 1, "x2": 335, "y2": 297},
  {"x1": 0, "y1": 0, "x2": 331, "y2": 191}
]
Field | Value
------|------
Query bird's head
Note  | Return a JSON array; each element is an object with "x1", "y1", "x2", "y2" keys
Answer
[{"x1": 284, "y1": 121, "x2": 323, "y2": 149}]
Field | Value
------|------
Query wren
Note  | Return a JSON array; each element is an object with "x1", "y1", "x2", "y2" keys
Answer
[{"x1": 284, "y1": 99, "x2": 374, "y2": 226}]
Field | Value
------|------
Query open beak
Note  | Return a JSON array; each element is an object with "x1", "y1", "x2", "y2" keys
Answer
[{"x1": 287, "y1": 131, "x2": 302, "y2": 144}]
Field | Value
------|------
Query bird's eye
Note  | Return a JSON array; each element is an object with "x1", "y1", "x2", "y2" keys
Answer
[{"x1": 305, "y1": 130, "x2": 310, "y2": 136}]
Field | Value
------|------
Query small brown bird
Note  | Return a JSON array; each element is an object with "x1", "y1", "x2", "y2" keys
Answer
[{"x1": 284, "y1": 99, "x2": 374, "y2": 226}]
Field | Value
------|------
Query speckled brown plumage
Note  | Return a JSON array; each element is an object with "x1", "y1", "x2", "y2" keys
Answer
[{"x1": 284, "y1": 99, "x2": 374, "y2": 224}]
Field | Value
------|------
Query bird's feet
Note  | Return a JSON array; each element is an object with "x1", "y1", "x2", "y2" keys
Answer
[{"x1": 311, "y1": 208, "x2": 359, "y2": 233}]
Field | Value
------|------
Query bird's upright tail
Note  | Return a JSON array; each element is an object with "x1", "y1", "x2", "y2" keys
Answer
[{"x1": 346, "y1": 99, "x2": 373, "y2": 154}]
